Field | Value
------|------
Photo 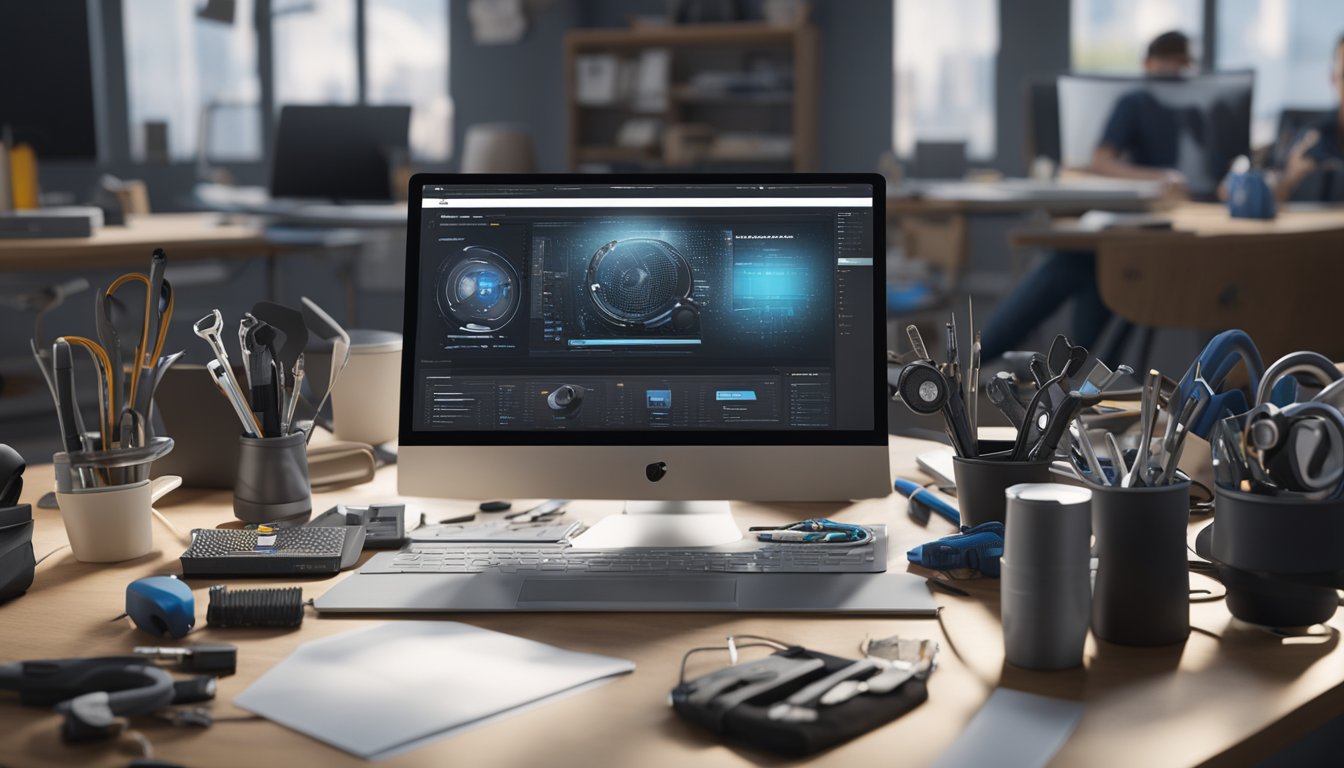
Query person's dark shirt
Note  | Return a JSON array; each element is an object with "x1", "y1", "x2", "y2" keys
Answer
[
  {"x1": 1098, "y1": 91, "x2": 1181, "y2": 168},
  {"x1": 1282, "y1": 114, "x2": 1344, "y2": 202}
]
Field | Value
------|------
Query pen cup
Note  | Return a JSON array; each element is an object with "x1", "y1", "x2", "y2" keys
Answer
[
  {"x1": 1090, "y1": 481, "x2": 1190, "y2": 646},
  {"x1": 55, "y1": 476, "x2": 180, "y2": 563},
  {"x1": 331, "y1": 330, "x2": 402, "y2": 446},
  {"x1": 234, "y1": 432, "x2": 312, "y2": 525},
  {"x1": 1207, "y1": 487, "x2": 1344, "y2": 627},
  {"x1": 952, "y1": 443, "x2": 1053, "y2": 527}
]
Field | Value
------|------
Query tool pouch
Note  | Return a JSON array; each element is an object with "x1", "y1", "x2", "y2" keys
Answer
[
  {"x1": 0, "y1": 504, "x2": 36, "y2": 603},
  {"x1": 670, "y1": 647, "x2": 927, "y2": 756}
]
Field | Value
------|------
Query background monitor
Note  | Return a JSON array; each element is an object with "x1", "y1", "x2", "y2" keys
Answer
[
  {"x1": 0, "y1": 0, "x2": 100, "y2": 160},
  {"x1": 1058, "y1": 71, "x2": 1253, "y2": 198},
  {"x1": 398, "y1": 174, "x2": 890, "y2": 543},
  {"x1": 269, "y1": 105, "x2": 411, "y2": 201}
]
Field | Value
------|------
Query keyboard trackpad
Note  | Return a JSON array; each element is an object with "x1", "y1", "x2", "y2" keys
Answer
[{"x1": 517, "y1": 576, "x2": 737, "y2": 607}]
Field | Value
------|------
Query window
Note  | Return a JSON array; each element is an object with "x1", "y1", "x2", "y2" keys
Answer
[
  {"x1": 123, "y1": 0, "x2": 452, "y2": 164},
  {"x1": 892, "y1": 0, "x2": 998, "y2": 159},
  {"x1": 1071, "y1": 0, "x2": 1203, "y2": 73},
  {"x1": 1217, "y1": 0, "x2": 1344, "y2": 146},
  {"x1": 123, "y1": 0, "x2": 262, "y2": 162},
  {"x1": 366, "y1": 0, "x2": 452, "y2": 160},
  {"x1": 272, "y1": 0, "x2": 359, "y2": 106}
]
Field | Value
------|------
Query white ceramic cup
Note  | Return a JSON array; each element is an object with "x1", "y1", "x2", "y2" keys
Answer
[
  {"x1": 56, "y1": 475, "x2": 181, "y2": 563},
  {"x1": 331, "y1": 330, "x2": 402, "y2": 446}
]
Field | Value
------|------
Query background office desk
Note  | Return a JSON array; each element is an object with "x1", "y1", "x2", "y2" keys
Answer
[
  {"x1": 0, "y1": 213, "x2": 282, "y2": 272},
  {"x1": 3, "y1": 437, "x2": 1343, "y2": 767},
  {"x1": 1008, "y1": 202, "x2": 1344, "y2": 361},
  {"x1": 885, "y1": 178, "x2": 1165, "y2": 318}
]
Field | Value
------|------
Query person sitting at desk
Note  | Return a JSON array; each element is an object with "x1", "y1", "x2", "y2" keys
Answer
[
  {"x1": 980, "y1": 31, "x2": 1194, "y2": 363},
  {"x1": 1272, "y1": 34, "x2": 1344, "y2": 202}
]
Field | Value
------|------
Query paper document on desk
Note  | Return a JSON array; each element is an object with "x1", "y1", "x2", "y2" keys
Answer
[{"x1": 234, "y1": 621, "x2": 635, "y2": 759}]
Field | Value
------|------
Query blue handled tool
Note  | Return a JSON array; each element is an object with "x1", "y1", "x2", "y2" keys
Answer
[
  {"x1": 907, "y1": 522, "x2": 1005, "y2": 577},
  {"x1": 1166, "y1": 330, "x2": 1264, "y2": 443},
  {"x1": 894, "y1": 478, "x2": 960, "y2": 526}
]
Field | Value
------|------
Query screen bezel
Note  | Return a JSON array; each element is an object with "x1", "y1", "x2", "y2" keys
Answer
[{"x1": 399, "y1": 172, "x2": 887, "y2": 447}]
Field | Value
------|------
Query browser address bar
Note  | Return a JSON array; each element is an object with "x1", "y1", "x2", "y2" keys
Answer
[{"x1": 422, "y1": 197, "x2": 871, "y2": 208}]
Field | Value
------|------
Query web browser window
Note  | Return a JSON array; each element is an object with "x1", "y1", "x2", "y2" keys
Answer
[{"x1": 405, "y1": 181, "x2": 880, "y2": 443}]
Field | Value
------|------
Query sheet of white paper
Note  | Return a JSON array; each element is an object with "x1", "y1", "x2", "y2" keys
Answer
[
  {"x1": 931, "y1": 688, "x2": 1083, "y2": 768},
  {"x1": 234, "y1": 621, "x2": 635, "y2": 759}
]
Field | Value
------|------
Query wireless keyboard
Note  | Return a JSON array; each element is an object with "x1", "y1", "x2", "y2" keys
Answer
[
  {"x1": 362, "y1": 527, "x2": 887, "y2": 575},
  {"x1": 180, "y1": 526, "x2": 365, "y2": 577}
]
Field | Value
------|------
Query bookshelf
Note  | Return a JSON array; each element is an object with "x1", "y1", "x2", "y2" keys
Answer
[{"x1": 565, "y1": 22, "x2": 819, "y2": 172}]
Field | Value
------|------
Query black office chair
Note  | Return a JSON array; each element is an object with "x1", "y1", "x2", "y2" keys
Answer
[{"x1": 1269, "y1": 108, "x2": 1333, "y2": 167}]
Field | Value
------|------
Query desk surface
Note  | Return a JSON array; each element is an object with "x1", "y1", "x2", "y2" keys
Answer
[
  {"x1": 0, "y1": 213, "x2": 278, "y2": 271},
  {"x1": 4, "y1": 438, "x2": 1343, "y2": 768},
  {"x1": 1009, "y1": 201, "x2": 1344, "y2": 250},
  {"x1": 888, "y1": 178, "x2": 1164, "y2": 215}
]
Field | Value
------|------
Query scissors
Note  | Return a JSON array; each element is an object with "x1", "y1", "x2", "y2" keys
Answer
[
  {"x1": 1012, "y1": 341, "x2": 1087, "y2": 461},
  {"x1": 1163, "y1": 330, "x2": 1264, "y2": 448},
  {"x1": 106, "y1": 263, "x2": 174, "y2": 419}
]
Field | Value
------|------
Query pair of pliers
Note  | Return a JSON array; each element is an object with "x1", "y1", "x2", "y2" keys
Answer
[{"x1": 1165, "y1": 330, "x2": 1264, "y2": 444}]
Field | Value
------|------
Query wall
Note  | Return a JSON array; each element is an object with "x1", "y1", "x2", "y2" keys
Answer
[
  {"x1": 448, "y1": 0, "x2": 577, "y2": 172},
  {"x1": 996, "y1": 0, "x2": 1072, "y2": 176}
]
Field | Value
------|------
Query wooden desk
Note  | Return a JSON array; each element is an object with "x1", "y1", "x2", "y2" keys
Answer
[
  {"x1": 1007, "y1": 202, "x2": 1344, "y2": 360},
  {"x1": 1007, "y1": 201, "x2": 1344, "y2": 251},
  {"x1": 0, "y1": 213, "x2": 280, "y2": 272},
  {"x1": 3, "y1": 439, "x2": 1342, "y2": 767},
  {"x1": 887, "y1": 178, "x2": 1163, "y2": 279}
]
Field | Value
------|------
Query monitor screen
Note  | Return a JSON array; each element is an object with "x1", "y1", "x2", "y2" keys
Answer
[
  {"x1": 1057, "y1": 71, "x2": 1253, "y2": 198},
  {"x1": 0, "y1": 0, "x2": 99, "y2": 160},
  {"x1": 269, "y1": 105, "x2": 410, "y2": 201},
  {"x1": 400, "y1": 175, "x2": 884, "y2": 446}
]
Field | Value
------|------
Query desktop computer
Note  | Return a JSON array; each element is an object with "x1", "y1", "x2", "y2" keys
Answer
[
  {"x1": 317, "y1": 174, "x2": 933, "y2": 614},
  {"x1": 269, "y1": 105, "x2": 411, "y2": 202},
  {"x1": 399, "y1": 175, "x2": 890, "y2": 543}
]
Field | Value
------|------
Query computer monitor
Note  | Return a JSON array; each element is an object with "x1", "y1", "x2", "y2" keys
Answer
[
  {"x1": 1057, "y1": 71, "x2": 1253, "y2": 198},
  {"x1": 0, "y1": 0, "x2": 101, "y2": 160},
  {"x1": 269, "y1": 105, "x2": 411, "y2": 201},
  {"x1": 399, "y1": 174, "x2": 890, "y2": 547}
]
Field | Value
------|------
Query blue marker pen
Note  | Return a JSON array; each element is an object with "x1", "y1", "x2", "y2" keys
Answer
[{"x1": 894, "y1": 478, "x2": 960, "y2": 526}]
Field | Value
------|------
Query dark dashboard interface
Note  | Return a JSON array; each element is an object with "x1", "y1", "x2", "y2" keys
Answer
[{"x1": 410, "y1": 182, "x2": 876, "y2": 434}]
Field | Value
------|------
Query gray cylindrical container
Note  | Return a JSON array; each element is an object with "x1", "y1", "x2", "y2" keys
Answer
[
  {"x1": 1001, "y1": 483, "x2": 1093, "y2": 670},
  {"x1": 234, "y1": 432, "x2": 312, "y2": 524},
  {"x1": 1091, "y1": 481, "x2": 1191, "y2": 646}
]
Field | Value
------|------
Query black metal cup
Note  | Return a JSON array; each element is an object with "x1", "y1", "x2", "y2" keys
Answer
[
  {"x1": 1091, "y1": 481, "x2": 1191, "y2": 646},
  {"x1": 952, "y1": 440, "x2": 1053, "y2": 527},
  {"x1": 234, "y1": 432, "x2": 312, "y2": 524}
]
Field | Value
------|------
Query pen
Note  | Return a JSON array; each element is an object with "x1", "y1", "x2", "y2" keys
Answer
[
  {"x1": 894, "y1": 478, "x2": 960, "y2": 526},
  {"x1": 756, "y1": 530, "x2": 850, "y2": 543},
  {"x1": 969, "y1": 331, "x2": 981, "y2": 440},
  {"x1": 926, "y1": 577, "x2": 971, "y2": 598}
]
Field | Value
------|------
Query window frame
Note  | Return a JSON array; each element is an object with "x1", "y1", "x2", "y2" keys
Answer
[{"x1": 114, "y1": 0, "x2": 451, "y2": 172}]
